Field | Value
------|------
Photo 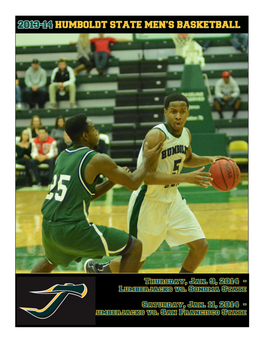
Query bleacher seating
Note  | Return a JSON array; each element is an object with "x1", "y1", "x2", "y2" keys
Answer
[
  {"x1": 16, "y1": 36, "x2": 248, "y2": 171},
  {"x1": 228, "y1": 140, "x2": 248, "y2": 173}
]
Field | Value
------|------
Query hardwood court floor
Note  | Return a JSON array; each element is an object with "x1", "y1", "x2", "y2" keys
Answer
[{"x1": 16, "y1": 186, "x2": 248, "y2": 273}]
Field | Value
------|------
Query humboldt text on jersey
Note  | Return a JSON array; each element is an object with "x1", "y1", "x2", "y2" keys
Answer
[{"x1": 161, "y1": 145, "x2": 188, "y2": 160}]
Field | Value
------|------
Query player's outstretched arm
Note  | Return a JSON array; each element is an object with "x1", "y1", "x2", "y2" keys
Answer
[
  {"x1": 92, "y1": 179, "x2": 115, "y2": 200},
  {"x1": 183, "y1": 129, "x2": 235, "y2": 167},
  {"x1": 143, "y1": 129, "x2": 213, "y2": 188},
  {"x1": 92, "y1": 167, "x2": 132, "y2": 200},
  {"x1": 183, "y1": 150, "x2": 215, "y2": 168},
  {"x1": 85, "y1": 141, "x2": 163, "y2": 191},
  {"x1": 184, "y1": 151, "x2": 235, "y2": 167}
]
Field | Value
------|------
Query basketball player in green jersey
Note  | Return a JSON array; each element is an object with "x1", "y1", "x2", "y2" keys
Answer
[
  {"x1": 31, "y1": 114, "x2": 163, "y2": 273},
  {"x1": 86, "y1": 93, "x2": 233, "y2": 274}
]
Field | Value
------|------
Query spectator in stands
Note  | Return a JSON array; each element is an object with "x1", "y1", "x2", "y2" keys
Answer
[
  {"x1": 16, "y1": 72, "x2": 23, "y2": 111},
  {"x1": 214, "y1": 71, "x2": 241, "y2": 119},
  {"x1": 56, "y1": 131, "x2": 73, "y2": 155},
  {"x1": 25, "y1": 59, "x2": 47, "y2": 109},
  {"x1": 202, "y1": 40, "x2": 211, "y2": 52},
  {"x1": 26, "y1": 115, "x2": 43, "y2": 142},
  {"x1": 49, "y1": 59, "x2": 76, "y2": 109},
  {"x1": 230, "y1": 34, "x2": 248, "y2": 53},
  {"x1": 16, "y1": 130, "x2": 37, "y2": 185},
  {"x1": 90, "y1": 34, "x2": 132, "y2": 75},
  {"x1": 30, "y1": 126, "x2": 57, "y2": 186},
  {"x1": 50, "y1": 116, "x2": 66, "y2": 142},
  {"x1": 71, "y1": 34, "x2": 94, "y2": 75}
]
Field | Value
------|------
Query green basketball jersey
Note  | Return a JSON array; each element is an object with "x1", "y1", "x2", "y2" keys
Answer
[{"x1": 41, "y1": 146, "x2": 98, "y2": 222}]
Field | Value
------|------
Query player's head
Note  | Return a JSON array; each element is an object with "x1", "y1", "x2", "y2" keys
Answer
[
  {"x1": 65, "y1": 114, "x2": 99, "y2": 148},
  {"x1": 164, "y1": 93, "x2": 190, "y2": 136},
  {"x1": 164, "y1": 93, "x2": 189, "y2": 110}
]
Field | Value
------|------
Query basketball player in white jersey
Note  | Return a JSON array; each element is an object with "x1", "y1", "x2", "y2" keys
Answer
[{"x1": 85, "y1": 93, "x2": 232, "y2": 273}]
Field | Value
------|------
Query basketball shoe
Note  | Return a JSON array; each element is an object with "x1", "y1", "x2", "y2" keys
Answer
[{"x1": 84, "y1": 259, "x2": 110, "y2": 273}]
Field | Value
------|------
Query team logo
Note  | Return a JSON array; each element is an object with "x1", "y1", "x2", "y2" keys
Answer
[{"x1": 20, "y1": 283, "x2": 88, "y2": 319}]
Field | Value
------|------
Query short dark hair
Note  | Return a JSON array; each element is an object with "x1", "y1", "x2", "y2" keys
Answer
[
  {"x1": 65, "y1": 114, "x2": 89, "y2": 142},
  {"x1": 38, "y1": 126, "x2": 47, "y2": 132},
  {"x1": 58, "y1": 58, "x2": 67, "y2": 64},
  {"x1": 164, "y1": 93, "x2": 189, "y2": 110}
]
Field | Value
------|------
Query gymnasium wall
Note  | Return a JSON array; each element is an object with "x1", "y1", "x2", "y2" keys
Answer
[
  {"x1": 15, "y1": 34, "x2": 248, "y2": 170},
  {"x1": 16, "y1": 34, "x2": 133, "y2": 46}
]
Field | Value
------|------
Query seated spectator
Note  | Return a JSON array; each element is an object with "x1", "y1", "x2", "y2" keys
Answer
[
  {"x1": 30, "y1": 126, "x2": 57, "y2": 186},
  {"x1": 25, "y1": 59, "x2": 47, "y2": 109},
  {"x1": 230, "y1": 34, "x2": 248, "y2": 53},
  {"x1": 26, "y1": 115, "x2": 43, "y2": 141},
  {"x1": 214, "y1": 71, "x2": 241, "y2": 119},
  {"x1": 50, "y1": 115, "x2": 66, "y2": 141},
  {"x1": 90, "y1": 34, "x2": 132, "y2": 75},
  {"x1": 16, "y1": 130, "x2": 37, "y2": 186},
  {"x1": 16, "y1": 72, "x2": 23, "y2": 111},
  {"x1": 202, "y1": 40, "x2": 211, "y2": 52},
  {"x1": 56, "y1": 131, "x2": 73, "y2": 155},
  {"x1": 72, "y1": 34, "x2": 94, "y2": 75},
  {"x1": 49, "y1": 59, "x2": 76, "y2": 109}
]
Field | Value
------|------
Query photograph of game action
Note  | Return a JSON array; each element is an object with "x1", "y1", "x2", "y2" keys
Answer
[{"x1": 16, "y1": 31, "x2": 248, "y2": 274}]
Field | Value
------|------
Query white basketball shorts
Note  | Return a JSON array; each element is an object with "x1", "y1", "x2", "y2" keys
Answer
[{"x1": 127, "y1": 188, "x2": 206, "y2": 261}]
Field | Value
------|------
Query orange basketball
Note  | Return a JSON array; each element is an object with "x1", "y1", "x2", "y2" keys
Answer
[
  {"x1": 177, "y1": 34, "x2": 188, "y2": 39},
  {"x1": 209, "y1": 159, "x2": 241, "y2": 192}
]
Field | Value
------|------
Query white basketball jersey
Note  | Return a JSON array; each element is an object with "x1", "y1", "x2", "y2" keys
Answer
[{"x1": 137, "y1": 123, "x2": 190, "y2": 202}]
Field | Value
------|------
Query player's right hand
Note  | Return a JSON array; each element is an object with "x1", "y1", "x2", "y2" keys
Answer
[{"x1": 143, "y1": 141, "x2": 163, "y2": 165}]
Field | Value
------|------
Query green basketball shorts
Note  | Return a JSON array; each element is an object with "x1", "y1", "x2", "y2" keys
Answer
[{"x1": 42, "y1": 218, "x2": 133, "y2": 267}]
